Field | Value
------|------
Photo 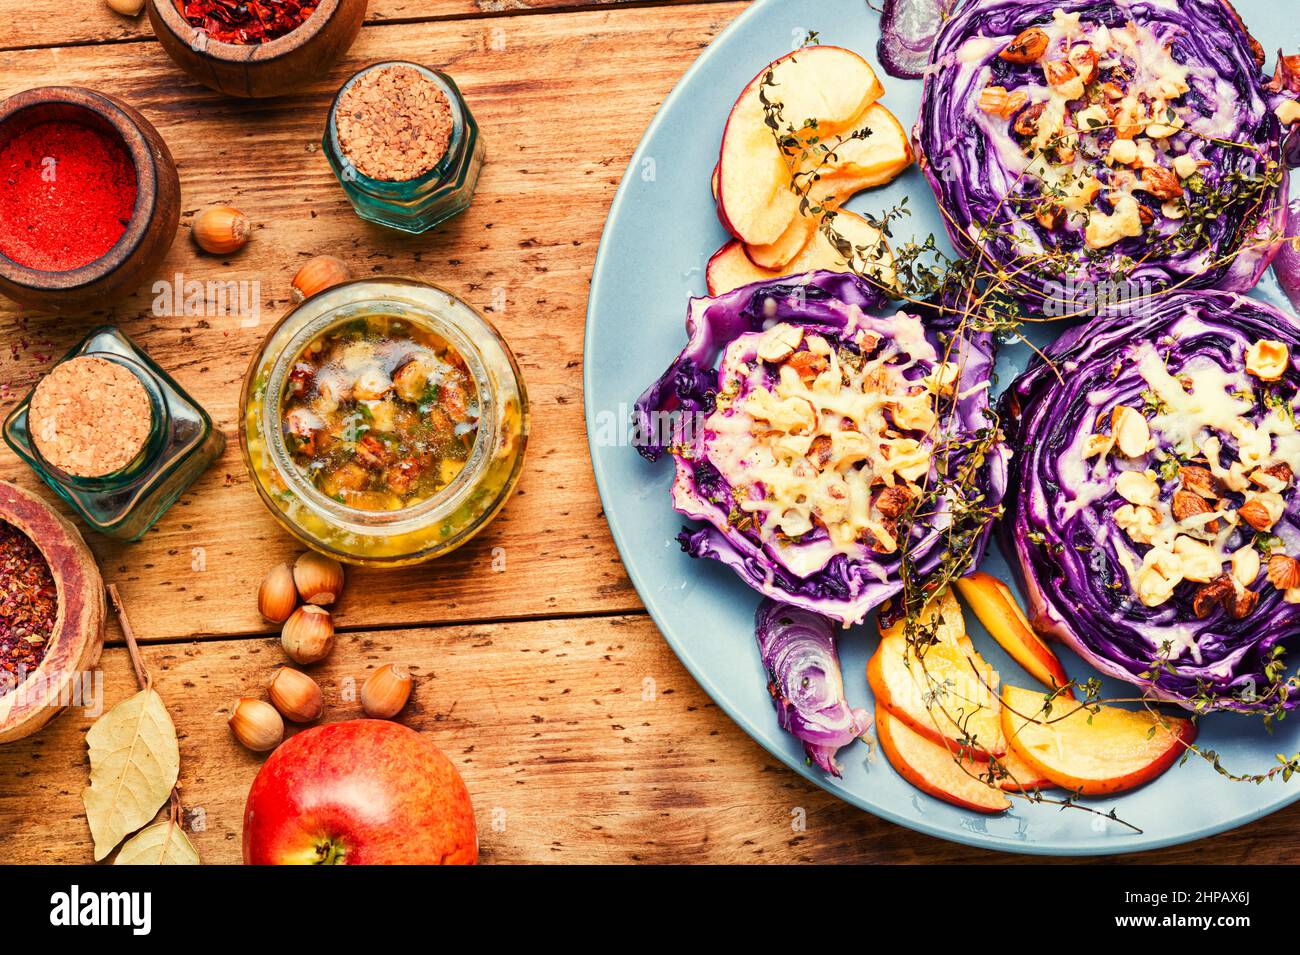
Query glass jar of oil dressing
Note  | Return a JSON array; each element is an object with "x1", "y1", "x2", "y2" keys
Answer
[{"x1": 240, "y1": 278, "x2": 528, "y2": 566}]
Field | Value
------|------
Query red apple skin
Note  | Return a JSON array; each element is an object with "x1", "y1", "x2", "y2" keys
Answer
[{"x1": 243, "y1": 720, "x2": 477, "y2": 865}]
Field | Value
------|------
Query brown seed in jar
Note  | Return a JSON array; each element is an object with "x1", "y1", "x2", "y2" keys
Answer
[
  {"x1": 334, "y1": 65, "x2": 455, "y2": 183},
  {"x1": 999, "y1": 27, "x2": 1049, "y2": 64}
]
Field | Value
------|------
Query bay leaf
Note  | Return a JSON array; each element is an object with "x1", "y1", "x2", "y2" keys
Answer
[
  {"x1": 113, "y1": 817, "x2": 200, "y2": 865},
  {"x1": 82, "y1": 688, "x2": 180, "y2": 861}
]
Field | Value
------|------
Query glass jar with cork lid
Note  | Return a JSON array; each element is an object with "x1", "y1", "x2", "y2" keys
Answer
[
  {"x1": 2, "y1": 327, "x2": 224, "y2": 540},
  {"x1": 239, "y1": 277, "x2": 528, "y2": 567},
  {"x1": 323, "y1": 61, "x2": 486, "y2": 235}
]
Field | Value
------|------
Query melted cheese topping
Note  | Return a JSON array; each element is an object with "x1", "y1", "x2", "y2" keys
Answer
[
  {"x1": 981, "y1": 8, "x2": 1202, "y2": 249},
  {"x1": 702, "y1": 321, "x2": 943, "y2": 563},
  {"x1": 1079, "y1": 341, "x2": 1300, "y2": 637}
]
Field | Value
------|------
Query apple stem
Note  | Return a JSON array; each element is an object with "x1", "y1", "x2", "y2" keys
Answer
[{"x1": 315, "y1": 840, "x2": 347, "y2": 865}]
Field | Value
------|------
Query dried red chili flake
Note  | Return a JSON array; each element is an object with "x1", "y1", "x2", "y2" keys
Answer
[
  {"x1": 0, "y1": 521, "x2": 57, "y2": 697},
  {"x1": 175, "y1": 0, "x2": 319, "y2": 45}
]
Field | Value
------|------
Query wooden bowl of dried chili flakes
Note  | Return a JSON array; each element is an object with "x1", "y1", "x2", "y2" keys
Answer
[
  {"x1": 0, "y1": 481, "x2": 105, "y2": 745},
  {"x1": 148, "y1": 0, "x2": 368, "y2": 99}
]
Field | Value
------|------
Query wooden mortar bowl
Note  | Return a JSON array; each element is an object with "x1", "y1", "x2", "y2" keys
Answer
[
  {"x1": 0, "y1": 482, "x2": 106, "y2": 745},
  {"x1": 0, "y1": 87, "x2": 181, "y2": 314},
  {"x1": 148, "y1": 0, "x2": 369, "y2": 99}
]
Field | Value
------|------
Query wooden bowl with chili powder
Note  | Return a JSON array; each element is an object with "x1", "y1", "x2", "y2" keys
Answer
[
  {"x1": 0, "y1": 87, "x2": 181, "y2": 313},
  {"x1": 0, "y1": 481, "x2": 106, "y2": 745},
  {"x1": 148, "y1": 0, "x2": 369, "y2": 99}
]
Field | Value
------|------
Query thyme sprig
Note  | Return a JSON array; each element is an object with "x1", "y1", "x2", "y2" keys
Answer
[{"x1": 753, "y1": 50, "x2": 1300, "y2": 820}]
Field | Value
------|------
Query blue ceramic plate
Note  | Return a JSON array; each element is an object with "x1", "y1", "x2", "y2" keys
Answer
[{"x1": 585, "y1": 0, "x2": 1300, "y2": 854}]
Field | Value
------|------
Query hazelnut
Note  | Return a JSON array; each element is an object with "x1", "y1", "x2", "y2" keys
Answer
[
  {"x1": 1110, "y1": 406, "x2": 1152, "y2": 458},
  {"x1": 1267, "y1": 554, "x2": 1300, "y2": 591},
  {"x1": 1224, "y1": 583, "x2": 1259, "y2": 620},
  {"x1": 1067, "y1": 45, "x2": 1099, "y2": 85},
  {"x1": 1245, "y1": 340, "x2": 1290, "y2": 381},
  {"x1": 807, "y1": 435, "x2": 832, "y2": 468},
  {"x1": 229, "y1": 698, "x2": 284, "y2": 752},
  {"x1": 281, "y1": 605, "x2": 335, "y2": 664},
  {"x1": 257, "y1": 562, "x2": 298, "y2": 625},
  {"x1": 1231, "y1": 545, "x2": 1261, "y2": 588},
  {"x1": 291, "y1": 255, "x2": 353, "y2": 303},
  {"x1": 785, "y1": 351, "x2": 829, "y2": 383},
  {"x1": 293, "y1": 551, "x2": 345, "y2": 606},
  {"x1": 361, "y1": 664, "x2": 414, "y2": 719},
  {"x1": 757, "y1": 324, "x2": 803, "y2": 364},
  {"x1": 1238, "y1": 492, "x2": 1285, "y2": 532},
  {"x1": 875, "y1": 485, "x2": 916, "y2": 519},
  {"x1": 1116, "y1": 469, "x2": 1159, "y2": 507},
  {"x1": 1138, "y1": 165, "x2": 1184, "y2": 201},
  {"x1": 192, "y1": 205, "x2": 250, "y2": 255},
  {"x1": 268, "y1": 668, "x2": 324, "y2": 724},
  {"x1": 1251, "y1": 462, "x2": 1294, "y2": 492},
  {"x1": 1171, "y1": 490, "x2": 1217, "y2": 531},
  {"x1": 1043, "y1": 60, "x2": 1082, "y2": 94},
  {"x1": 1192, "y1": 576, "x2": 1234, "y2": 619},
  {"x1": 1179, "y1": 465, "x2": 1219, "y2": 499},
  {"x1": 999, "y1": 27, "x2": 1049, "y2": 63},
  {"x1": 1014, "y1": 102, "x2": 1047, "y2": 137}
]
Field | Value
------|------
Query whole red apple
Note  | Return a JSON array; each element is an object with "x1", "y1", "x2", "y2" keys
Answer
[{"x1": 243, "y1": 719, "x2": 477, "y2": 865}]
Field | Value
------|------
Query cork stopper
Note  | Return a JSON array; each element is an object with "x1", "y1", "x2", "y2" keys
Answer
[
  {"x1": 29, "y1": 356, "x2": 153, "y2": 478},
  {"x1": 335, "y1": 65, "x2": 455, "y2": 182}
]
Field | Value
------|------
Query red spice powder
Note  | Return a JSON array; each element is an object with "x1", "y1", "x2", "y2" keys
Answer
[
  {"x1": 0, "y1": 120, "x2": 138, "y2": 273},
  {"x1": 0, "y1": 522, "x2": 57, "y2": 697},
  {"x1": 175, "y1": 0, "x2": 319, "y2": 45}
]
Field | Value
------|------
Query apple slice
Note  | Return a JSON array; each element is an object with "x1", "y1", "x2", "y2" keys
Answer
[
  {"x1": 869, "y1": 634, "x2": 1006, "y2": 759},
  {"x1": 876, "y1": 706, "x2": 1011, "y2": 813},
  {"x1": 746, "y1": 215, "x2": 818, "y2": 270},
  {"x1": 706, "y1": 211, "x2": 894, "y2": 295},
  {"x1": 878, "y1": 586, "x2": 966, "y2": 647},
  {"x1": 819, "y1": 104, "x2": 913, "y2": 193},
  {"x1": 773, "y1": 46, "x2": 884, "y2": 136},
  {"x1": 996, "y1": 745, "x2": 1057, "y2": 793},
  {"x1": 718, "y1": 47, "x2": 884, "y2": 246},
  {"x1": 1001, "y1": 685, "x2": 1196, "y2": 796},
  {"x1": 955, "y1": 572, "x2": 1072, "y2": 697}
]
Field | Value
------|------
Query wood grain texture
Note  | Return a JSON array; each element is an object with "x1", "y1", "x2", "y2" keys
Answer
[
  {"x1": 2, "y1": 614, "x2": 1295, "y2": 864},
  {"x1": 0, "y1": 4, "x2": 748, "y2": 641},
  {"x1": 2, "y1": 0, "x2": 737, "y2": 53}
]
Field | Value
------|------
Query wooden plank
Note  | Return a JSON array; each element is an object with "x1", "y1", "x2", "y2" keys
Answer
[
  {"x1": 3, "y1": 614, "x2": 1294, "y2": 864},
  {"x1": 2, "y1": 0, "x2": 739, "y2": 54},
  {"x1": 0, "y1": 3, "x2": 748, "y2": 641}
]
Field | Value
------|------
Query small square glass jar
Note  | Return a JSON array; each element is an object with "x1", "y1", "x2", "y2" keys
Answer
[
  {"x1": 323, "y1": 62, "x2": 486, "y2": 235},
  {"x1": 3, "y1": 326, "x2": 224, "y2": 541}
]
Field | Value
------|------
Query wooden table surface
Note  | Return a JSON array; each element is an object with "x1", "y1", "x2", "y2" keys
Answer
[{"x1": 1, "y1": 0, "x2": 1295, "y2": 865}]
